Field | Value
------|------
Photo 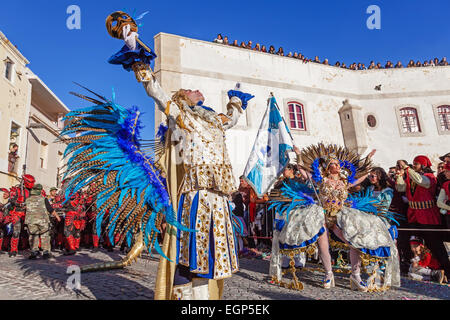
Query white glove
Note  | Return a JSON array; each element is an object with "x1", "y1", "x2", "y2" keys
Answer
[{"x1": 123, "y1": 25, "x2": 138, "y2": 51}]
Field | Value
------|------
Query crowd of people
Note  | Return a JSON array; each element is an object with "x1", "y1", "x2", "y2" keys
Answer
[
  {"x1": 231, "y1": 151, "x2": 450, "y2": 284},
  {"x1": 0, "y1": 175, "x2": 127, "y2": 260},
  {"x1": 213, "y1": 34, "x2": 449, "y2": 70},
  {"x1": 1, "y1": 150, "x2": 449, "y2": 284}
]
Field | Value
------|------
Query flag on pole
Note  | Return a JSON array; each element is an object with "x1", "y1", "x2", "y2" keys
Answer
[{"x1": 243, "y1": 96, "x2": 294, "y2": 197}]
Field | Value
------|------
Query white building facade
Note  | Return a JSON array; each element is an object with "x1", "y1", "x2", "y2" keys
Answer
[
  {"x1": 0, "y1": 31, "x2": 69, "y2": 191},
  {"x1": 152, "y1": 33, "x2": 449, "y2": 185}
]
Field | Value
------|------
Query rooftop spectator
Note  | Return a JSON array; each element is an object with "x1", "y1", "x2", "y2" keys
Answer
[
  {"x1": 313, "y1": 56, "x2": 320, "y2": 63},
  {"x1": 254, "y1": 43, "x2": 261, "y2": 51},
  {"x1": 287, "y1": 52, "x2": 292, "y2": 57},
  {"x1": 385, "y1": 61, "x2": 393, "y2": 68},
  {"x1": 368, "y1": 61, "x2": 375, "y2": 69},
  {"x1": 362, "y1": 63, "x2": 367, "y2": 70},
  {"x1": 423, "y1": 60, "x2": 429, "y2": 67},
  {"x1": 213, "y1": 34, "x2": 223, "y2": 44},
  {"x1": 440, "y1": 57, "x2": 448, "y2": 66},
  {"x1": 293, "y1": 52, "x2": 299, "y2": 58},
  {"x1": 240, "y1": 41, "x2": 246, "y2": 48},
  {"x1": 323, "y1": 58, "x2": 329, "y2": 65},
  {"x1": 277, "y1": 47, "x2": 284, "y2": 56},
  {"x1": 434, "y1": 57, "x2": 439, "y2": 66},
  {"x1": 376, "y1": 62, "x2": 382, "y2": 69},
  {"x1": 231, "y1": 39, "x2": 238, "y2": 47},
  {"x1": 407, "y1": 60, "x2": 415, "y2": 68},
  {"x1": 261, "y1": 45, "x2": 267, "y2": 53},
  {"x1": 395, "y1": 61, "x2": 403, "y2": 68},
  {"x1": 223, "y1": 36, "x2": 229, "y2": 45},
  {"x1": 415, "y1": 60, "x2": 422, "y2": 67},
  {"x1": 357, "y1": 63, "x2": 363, "y2": 70},
  {"x1": 335, "y1": 61, "x2": 341, "y2": 67},
  {"x1": 429, "y1": 59, "x2": 435, "y2": 66},
  {"x1": 341, "y1": 62, "x2": 347, "y2": 68},
  {"x1": 246, "y1": 40, "x2": 253, "y2": 49},
  {"x1": 269, "y1": 45, "x2": 275, "y2": 54}
]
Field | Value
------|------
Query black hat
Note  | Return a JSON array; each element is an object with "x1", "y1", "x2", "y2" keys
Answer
[{"x1": 439, "y1": 152, "x2": 450, "y2": 162}]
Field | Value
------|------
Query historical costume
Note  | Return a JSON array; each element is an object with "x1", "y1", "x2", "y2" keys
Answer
[
  {"x1": 436, "y1": 163, "x2": 450, "y2": 225},
  {"x1": 408, "y1": 236, "x2": 447, "y2": 284},
  {"x1": 62, "y1": 192, "x2": 86, "y2": 255},
  {"x1": 396, "y1": 156, "x2": 450, "y2": 279},
  {"x1": 25, "y1": 184, "x2": 59, "y2": 260},
  {"x1": 395, "y1": 156, "x2": 440, "y2": 225},
  {"x1": 269, "y1": 144, "x2": 401, "y2": 291},
  {"x1": 6, "y1": 174, "x2": 35, "y2": 256},
  {"x1": 59, "y1": 11, "x2": 253, "y2": 300},
  {"x1": 0, "y1": 188, "x2": 11, "y2": 253}
]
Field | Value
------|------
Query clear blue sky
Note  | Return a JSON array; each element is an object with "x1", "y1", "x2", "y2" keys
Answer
[{"x1": 1, "y1": 0, "x2": 449, "y2": 139}]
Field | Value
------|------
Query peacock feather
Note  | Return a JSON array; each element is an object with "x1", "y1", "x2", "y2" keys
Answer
[
  {"x1": 346, "y1": 189, "x2": 403, "y2": 225},
  {"x1": 59, "y1": 85, "x2": 190, "y2": 259}
]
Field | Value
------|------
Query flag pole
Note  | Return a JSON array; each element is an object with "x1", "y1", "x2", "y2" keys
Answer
[
  {"x1": 269, "y1": 93, "x2": 323, "y2": 206},
  {"x1": 269, "y1": 92, "x2": 295, "y2": 143}
]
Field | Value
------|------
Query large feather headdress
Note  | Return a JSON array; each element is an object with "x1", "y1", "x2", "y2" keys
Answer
[{"x1": 299, "y1": 143, "x2": 373, "y2": 184}]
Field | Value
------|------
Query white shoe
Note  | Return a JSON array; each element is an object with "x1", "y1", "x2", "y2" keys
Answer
[
  {"x1": 192, "y1": 278, "x2": 210, "y2": 300},
  {"x1": 323, "y1": 272, "x2": 335, "y2": 289},
  {"x1": 350, "y1": 274, "x2": 368, "y2": 292}
]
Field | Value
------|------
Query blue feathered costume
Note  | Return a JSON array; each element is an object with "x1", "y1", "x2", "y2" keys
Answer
[{"x1": 269, "y1": 143, "x2": 401, "y2": 291}]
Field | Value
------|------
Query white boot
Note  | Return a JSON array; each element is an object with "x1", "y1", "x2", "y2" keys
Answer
[
  {"x1": 172, "y1": 283, "x2": 193, "y2": 300},
  {"x1": 192, "y1": 278, "x2": 210, "y2": 300}
]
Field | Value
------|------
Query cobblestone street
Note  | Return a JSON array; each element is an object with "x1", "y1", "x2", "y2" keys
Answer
[{"x1": 0, "y1": 248, "x2": 448, "y2": 300}]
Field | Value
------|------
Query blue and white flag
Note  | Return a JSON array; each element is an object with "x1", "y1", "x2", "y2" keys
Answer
[{"x1": 244, "y1": 96, "x2": 294, "y2": 197}]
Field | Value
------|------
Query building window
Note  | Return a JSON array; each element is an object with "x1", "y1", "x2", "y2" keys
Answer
[
  {"x1": 40, "y1": 141, "x2": 48, "y2": 169},
  {"x1": 436, "y1": 105, "x2": 450, "y2": 131},
  {"x1": 399, "y1": 107, "x2": 421, "y2": 133},
  {"x1": 287, "y1": 101, "x2": 306, "y2": 130},
  {"x1": 4, "y1": 59, "x2": 14, "y2": 82}
]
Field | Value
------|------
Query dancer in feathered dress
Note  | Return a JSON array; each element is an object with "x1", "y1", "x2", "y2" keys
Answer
[{"x1": 269, "y1": 143, "x2": 401, "y2": 291}]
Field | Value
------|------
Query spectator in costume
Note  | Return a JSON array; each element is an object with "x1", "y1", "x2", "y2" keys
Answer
[
  {"x1": 408, "y1": 236, "x2": 447, "y2": 284},
  {"x1": 436, "y1": 162, "x2": 450, "y2": 228},
  {"x1": 437, "y1": 152, "x2": 450, "y2": 192},
  {"x1": 395, "y1": 156, "x2": 450, "y2": 280}
]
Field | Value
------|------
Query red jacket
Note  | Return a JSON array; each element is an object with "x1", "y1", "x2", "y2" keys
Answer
[
  {"x1": 419, "y1": 252, "x2": 441, "y2": 270},
  {"x1": 405, "y1": 171, "x2": 441, "y2": 225},
  {"x1": 443, "y1": 181, "x2": 450, "y2": 215}
]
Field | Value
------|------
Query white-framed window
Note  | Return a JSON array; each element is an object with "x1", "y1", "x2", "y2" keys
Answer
[
  {"x1": 287, "y1": 101, "x2": 307, "y2": 131},
  {"x1": 40, "y1": 141, "x2": 48, "y2": 169},
  {"x1": 399, "y1": 107, "x2": 421, "y2": 133},
  {"x1": 4, "y1": 58, "x2": 14, "y2": 82},
  {"x1": 436, "y1": 105, "x2": 450, "y2": 132}
]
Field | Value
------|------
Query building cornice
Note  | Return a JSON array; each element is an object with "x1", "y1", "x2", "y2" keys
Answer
[{"x1": 0, "y1": 31, "x2": 29, "y2": 65}]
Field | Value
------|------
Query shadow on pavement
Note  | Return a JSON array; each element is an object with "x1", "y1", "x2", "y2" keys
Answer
[
  {"x1": 15, "y1": 248, "x2": 155, "y2": 300},
  {"x1": 394, "y1": 277, "x2": 450, "y2": 300}
]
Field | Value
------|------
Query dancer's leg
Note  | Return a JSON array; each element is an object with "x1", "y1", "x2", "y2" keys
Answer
[
  {"x1": 317, "y1": 226, "x2": 332, "y2": 277},
  {"x1": 332, "y1": 225, "x2": 363, "y2": 282}
]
